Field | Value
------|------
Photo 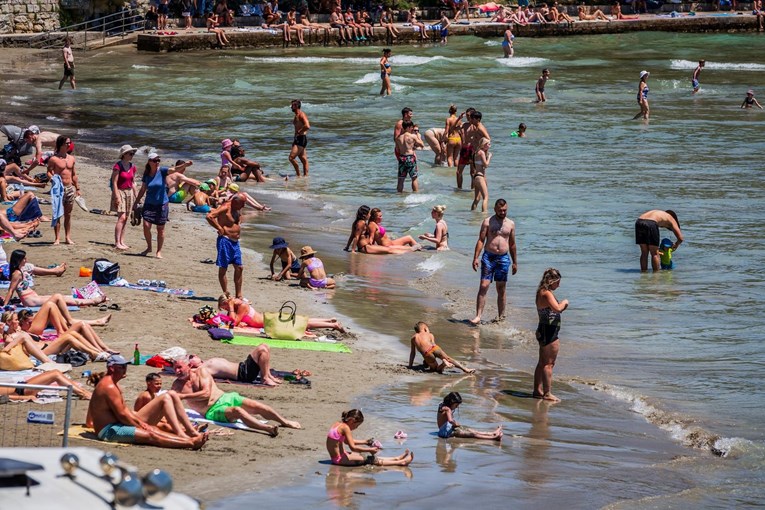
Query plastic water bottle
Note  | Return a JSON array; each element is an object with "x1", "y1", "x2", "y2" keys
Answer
[
  {"x1": 82, "y1": 370, "x2": 91, "y2": 378},
  {"x1": 133, "y1": 343, "x2": 141, "y2": 365}
]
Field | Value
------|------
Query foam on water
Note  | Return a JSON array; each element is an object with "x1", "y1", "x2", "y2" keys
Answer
[
  {"x1": 670, "y1": 59, "x2": 765, "y2": 71},
  {"x1": 495, "y1": 56, "x2": 548, "y2": 67},
  {"x1": 416, "y1": 255, "x2": 446, "y2": 274},
  {"x1": 484, "y1": 40, "x2": 500, "y2": 46},
  {"x1": 403, "y1": 193, "x2": 439, "y2": 206},
  {"x1": 131, "y1": 64, "x2": 154, "y2": 70},
  {"x1": 11, "y1": 95, "x2": 28, "y2": 100},
  {"x1": 575, "y1": 377, "x2": 751, "y2": 457},
  {"x1": 45, "y1": 115, "x2": 63, "y2": 122},
  {"x1": 253, "y1": 189, "x2": 304, "y2": 200},
  {"x1": 244, "y1": 56, "x2": 377, "y2": 64}
]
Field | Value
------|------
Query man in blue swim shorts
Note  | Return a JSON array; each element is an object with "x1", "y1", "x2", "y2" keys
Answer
[
  {"x1": 207, "y1": 194, "x2": 246, "y2": 298},
  {"x1": 470, "y1": 198, "x2": 517, "y2": 325},
  {"x1": 691, "y1": 59, "x2": 704, "y2": 94},
  {"x1": 87, "y1": 355, "x2": 207, "y2": 449}
]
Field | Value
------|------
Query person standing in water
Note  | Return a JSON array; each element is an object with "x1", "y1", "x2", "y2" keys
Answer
[
  {"x1": 633, "y1": 70, "x2": 650, "y2": 120},
  {"x1": 535, "y1": 68, "x2": 550, "y2": 103},
  {"x1": 470, "y1": 199, "x2": 517, "y2": 325},
  {"x1": 741, "y1": 89, "x2": 763, "y2": 109},
  {"x1": 289, "y1": 99, "x2": 310, "y2": 177},
  {"x1": 380, "y1": 48, "x2": 392, "y2": 96},
  {"x1": 58, "y1": 37, "x2": 76, "y2": 90},
  {"x1": 691, "y1": 60, "x2": 704, "y2": 94},
  {"x1": 533, "y1": 268, "x2": 568, "y2": 403},
  {"x1": 634, "y1": 209, "x2": 683, "y2": 272},
  {"x1": 502, "y1": 27, "x2": 514, "y2": 58}
]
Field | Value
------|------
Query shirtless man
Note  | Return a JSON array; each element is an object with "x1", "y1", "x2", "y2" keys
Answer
[
  {"x1": 329, "y1": 6, "x2": 350, "y2": 44},
  {"x1": 395, "y1": 121, "x2": 424, "y2": 193},
  {"x1": 1, "y1": 125, "x2": 42, "y2": 183},
  {"x1": 393, "y1": 107, "x2": 414, "y2": 156},
  {"x1": 206, "y1": 194, "x2": 246, "y2": 298},
  {"x1": 166, "y1": 160, "x2": 197, "y2": 203},
  {"x1": 289, "y1": 99, "x2": 310, "y2": 177},
  {"x1": 171, "y1": 357, "x2": 301, "y2": 436},
  {"x1": 460, "y1": 110, "x2": 491, "y2": 189},
  {"x1": 187, "y1": 346, "x2": 282, "y2": 387},
  {"x1": 635, "y1": 210, "x2": 683, "y2": 272},
  {"x1": 47, "y1": 135, "x2": 79, "y2": 245},
  {"x1": 86, "y1": 355, "x2": 206, "y2": 449},
  {"x1": 186, "y1": 183, "x2": 213, "y2": 213},
  {"x1": 408, "y1": 321, "x2": 475, "y2": 373},
  {"x1": 470, "y1": 198, "x2": 517, "y2": 325},
  {"x1": 59, "y1": 37, "x2": 76, "y2": 90}
]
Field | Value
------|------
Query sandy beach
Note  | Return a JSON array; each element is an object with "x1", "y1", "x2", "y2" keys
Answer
[{"x1": 3, "y1": 152, "x2": 393, "y2": 502}]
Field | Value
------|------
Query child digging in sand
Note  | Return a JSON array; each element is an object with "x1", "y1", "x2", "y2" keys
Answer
[
  {"x1": 327, "y1": 409, "x2": 414, "y2": 466},
  {"x1": 437, "y1": 392, "x2": 503, "y2": 440},
  {"x1": 408, "y1": 321, "x2": 475, "y2": 374}
]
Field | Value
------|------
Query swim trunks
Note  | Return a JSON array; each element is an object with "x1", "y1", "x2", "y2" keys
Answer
[
  {"x1": 63, "y1": 64, "x2": 75, "y2": 77},
  {"x1": 237, "y1": 354, "x2": 261, "y2": 383},
  {"x1": 142, "y1": 202, "x2": 169, "y2": 226},
  {"x1": 205, "y1": 391, "x2": 245, "y2": 423},
  {"x1": 191, "y1": 204, "x2": 211, "y2": 213},
  {"x1": 216, "y1": 235, "x2": 242, "y2": 268},
  {"x1": 98, "y1": 423, "x2": 137, "y2": 443},
  {"x1": 692, "y1": 79, "x2": 699, "y2": 89},
  {"x1": 397, "y1": 154, "x2": 418, "y2": 180},
  {"x1": 458, "y1": 144, "x2": 474, "y2": 166},
  {"x1": 292, "y1": 135, "x2": 308, "y2": 148},
  {"x1": 6, "y1": 197, "x2": 44, "y2": 223},
  {"x1": 440, "y1": 28, "x2": 448, "y2": 37},
  {"x1": 438, "y1": 421, "x2": 455, "y2": 439},
  {"x1": 480, "y1": 251, "x2": 510, "y2": 282},
  {"x1": 168, "y1": 189, "x2": 187, "y2": 203},
  {"x1": 63, "y1": 184, "x2": 76, "y2": 206},
  {"x1": 281, "y1": 258, "x2": 301, "y2": 273},
  {"x1": 634, "y1": 218, "x2": 660, "y2": 246},
  {"x1": 535, "y1": 307, "x2": 561, "y2": 347}
]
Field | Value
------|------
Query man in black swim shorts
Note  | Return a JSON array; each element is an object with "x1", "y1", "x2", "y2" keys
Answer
[
  {"x1": 289, "y1": 99, "x2": 310, "y2": 177},
  {"x1": 188, "y1": 344, "x2": 282, "y2": 387},
  {"x1": 635, "y1": 209, "x2": 684, "y2": 272}
]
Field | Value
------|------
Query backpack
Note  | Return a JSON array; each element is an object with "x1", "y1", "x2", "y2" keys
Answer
[{"x1": 92, "y1": 258, "x2": 120, "y2": 284}]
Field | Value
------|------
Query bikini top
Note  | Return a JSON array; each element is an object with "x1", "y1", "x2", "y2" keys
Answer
[
  {"x1": 306, "y1": 258, "x2": 323, "y2": 272},
  {"x1": 377, "y1": 225, "x2": 386, "y2": 237},
  {"x1": 327, "y1": 425, "x2": 344, "y2": 441}
]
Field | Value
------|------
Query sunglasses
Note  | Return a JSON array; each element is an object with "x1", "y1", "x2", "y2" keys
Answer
[{"x1": 150, "y1": 158, "x2": 161, "y2": 163}]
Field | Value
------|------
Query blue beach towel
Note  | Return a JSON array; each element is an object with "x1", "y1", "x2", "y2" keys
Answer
[{"x1": 50, "y1": 174, "x2": 64, "y2": 229}]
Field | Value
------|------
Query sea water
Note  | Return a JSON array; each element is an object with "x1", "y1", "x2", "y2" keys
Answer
[{"x1": 2, "y1": 31, "x2": 764, "y2": 508}]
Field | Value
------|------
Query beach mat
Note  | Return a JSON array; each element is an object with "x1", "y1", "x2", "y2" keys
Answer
[
  {"x1": 185, "y1": 409, "x2": 265, "y2": 432},
  {"x1": 58, "y1": 425, "x2": 130, "y2": 447},
  {"x1": 224, "y1": 336, "x2": 351, "y2": 353},
  {"x1": 109, "y1": 282, "x2": 195, "y2": 296}
]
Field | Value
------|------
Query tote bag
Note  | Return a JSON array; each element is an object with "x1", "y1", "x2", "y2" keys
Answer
[{"x1": 263, "y1": 301, "x2": 308, "y2": 340}]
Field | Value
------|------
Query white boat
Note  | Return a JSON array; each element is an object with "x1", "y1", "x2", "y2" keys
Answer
[{"x1": 0, "y1": 447, "x2": 199, "y2": 509}]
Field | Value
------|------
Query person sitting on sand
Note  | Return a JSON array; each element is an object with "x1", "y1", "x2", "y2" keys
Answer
[
  {"x1": 327, "y1": 409, "x2": 414, "y2": 466},
  {"x1": 166, "y1": 160, "x2": 197, "y2": 204},
  {"x1": 171, "y1": 357, "x2": 300, "y2": 436},
  {"x1": 18, "y1": 309, "x2": 116, "y2": 358},
  {"x1": 217, "y1": 294, "x2": 346, "y2": 332},
  {"x1": 187, "y1": 346, "x2": 282, "y2": 387},
  {"x1": 1, "y1": 192, "x2": 44, "y2": 238},
  {"x1": 367, "y1": 208, "x2": 421, "y2": 250},
  {"x1": 186, "y1": 182, "x2": 213, "y2": 213},
  {"x1": 230, "y1": 140, "x2": 267, "y2": 183},
  {"x1": 408, "y1": 321, "x2": 475, "y2": 374},
  {"x1": 86, "y1": 356, "x2": 208, "y2": 448},
  {"x1": 134, "y1": 372, "x2": 163, "y2": 411},
  {"x1": 269, "y1": 236, "x2": 301, "y2": 281},
  {"x1": 4, "y1": 249, "x2": 107, "y2": 307},
  {"x1": 130, "y1": 371, "x2": 208, "y2": 437},
  {"x1": 0, "y1": 369, "x2": 91, "y2": 400},
  {"x1": 577, "y1": 5, "x2": 610, "y2": 20},
  {"x1": 437, "y1": 392, "x2": 503, "y2": 440},
  {"x1": 2, "y1": 310, "x2": 112, "y2": 362},
  {"x1": 298, "y1": 246, "x2": 336, "y2": 290}
]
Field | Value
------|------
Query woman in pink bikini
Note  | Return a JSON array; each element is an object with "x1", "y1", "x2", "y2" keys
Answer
[
  {"x1": 367, "y1": 208, "x2": 421, "y2": 249},
  {"x1": 218, "y1": 295, "x2": 346, "y2": 332},
  {"x1": 326, "y1": 409, "x2": 414, "y2": 466}
]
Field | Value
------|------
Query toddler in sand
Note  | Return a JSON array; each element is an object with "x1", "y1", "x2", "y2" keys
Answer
[
  {"x1": 437, "y1": 392, "x2": 503, "y2": 440},
  {"x1": 408, "y1": 321, "x2": 475, "y2": 374}
]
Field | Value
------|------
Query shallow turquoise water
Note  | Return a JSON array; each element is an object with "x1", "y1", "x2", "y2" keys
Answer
[{"x1": 3, "y1": 31, "x2": 765, "y2": 507}]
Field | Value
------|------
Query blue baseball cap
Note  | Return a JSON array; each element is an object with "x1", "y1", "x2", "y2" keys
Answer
[
  {"x1": 269, "y1": 237, "x2": 289, "y2": 249},
  {"x1": 660, "y1": 238, "x2": 673, "y2": 248}
]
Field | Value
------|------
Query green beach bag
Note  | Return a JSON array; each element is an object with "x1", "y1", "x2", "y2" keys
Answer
[{"x1": 263, "y1": 301, "x2": 308, "y2": 340}]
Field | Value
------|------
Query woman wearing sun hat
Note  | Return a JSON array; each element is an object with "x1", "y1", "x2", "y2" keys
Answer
[
  {"x1": 111, "y1": 144, "x2": 138, "y2": 250},
  {"x1": 298, "y1": 246, "x2": 336, "y2": 289},
  {"x1": 133, "y1": 151, "x2": 170, "y2": 258},
  {"x1": 633, "y1": 70, "x2": 650, "y2": 121}
]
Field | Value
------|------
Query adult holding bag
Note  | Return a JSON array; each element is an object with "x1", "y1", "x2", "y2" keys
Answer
[
  {"x1": 111, "y1": 145, "x2": 137, "y2": 251},
  {"x1": 133, "y1": 152, "x2": 170, "y2": 259}
]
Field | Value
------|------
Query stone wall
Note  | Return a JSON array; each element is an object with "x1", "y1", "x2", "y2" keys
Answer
[{"x1": 0, "y1": 0, "x2": 61, "y2": 34}]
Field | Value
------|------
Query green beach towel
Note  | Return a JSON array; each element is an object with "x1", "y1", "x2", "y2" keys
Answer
[{"x1": 223, "y1": 336, "x2": 351, "y2": 353}]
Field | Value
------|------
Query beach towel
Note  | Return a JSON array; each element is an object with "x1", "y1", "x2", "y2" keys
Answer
[
  {"x1": 108, "y1": 278, "x2": 194, "y2": 296},
  {"x1": 50, "y1": 174, "x2": 64, "y2": 229},
  {"x1": 223, "y1": 335, "x2": 352, "y2": 353},
  {"x1": 58, "y1": 425, "x2": 130, "y2": 446},
  {"x1": 185, "y1": 408, "x2": 266, "y2": 432}
]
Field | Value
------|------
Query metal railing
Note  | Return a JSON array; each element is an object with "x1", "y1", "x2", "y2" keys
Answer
[
  {"x1": 0, "y1": 382, "x2": 74, "y2": 447},
  {"x1": 27, "y1": 10, "x2": 146, "y2": 51}
]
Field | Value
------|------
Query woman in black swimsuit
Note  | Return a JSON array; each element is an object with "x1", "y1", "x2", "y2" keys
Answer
[{"x1": 533, "y1": 268, "x2": 569, "y2": 403}]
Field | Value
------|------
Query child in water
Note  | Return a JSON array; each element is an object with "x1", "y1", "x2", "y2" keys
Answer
[
  {"x1": 535, "y1": 68, "x2": 550, "y2": 103},
  {"x1": 533, "y1": 268, "x2": 568, "y2": 403},
  {"x1": 741, "y1": 90, "x2": 763, "y2": 109},
  {"x1": 511, "y1": 123, "x2": 527, "y2": 138},
  {"x1": 269, "y1": 236, "x2": 300, "y2": 281},
  {"x1": 659, "y1": 238, "x2": 674, "y2": 270},
  {"x1": 326, "y1": 409, "x2": 414, "y2": 466},
  {"x1": 437, "y1": 392, "x2": 503, "y2": 440},
  {"x1": 409, "y1": 321, "x2": 475, "y2": 373}
]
